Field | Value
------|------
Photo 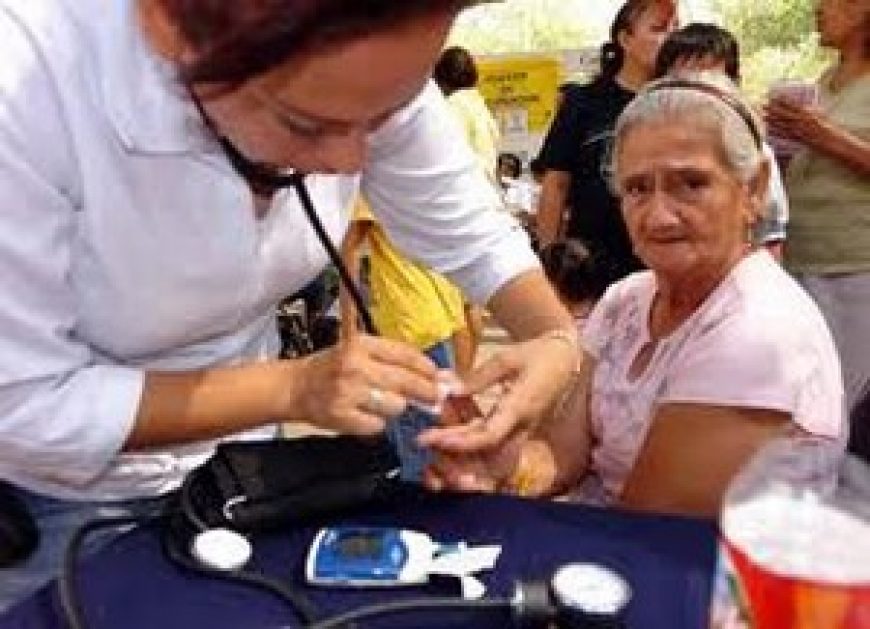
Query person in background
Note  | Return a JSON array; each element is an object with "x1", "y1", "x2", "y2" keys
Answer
[
  {"x1": 654, "y1": 22, "x2": 790, "y2": 260},
  {"x1": 433, "y1": 45, "x2": 502, "y2": 374},
  {"x1": 529, "y1": 157, "x2": 547, "y2": 185},
  {"x1": 0, "y1": 0, "x2": 577, "y2": 608},
  {"x1": 554, "y1": 82, "x2": 583, "y2": 115},
  {"x1": 534, "y1": 0, "x2": 678, "y2": 281},
  {"x1": 539, "y1": 239, "x2": 615, "y2": 330},
  {"x1": 849, "y1": 381, "x2": 870, "y2": 463},
  {"x1": 340, "y1": 198, "x2": 466, "y2": 481},
  {"x1": 496, "y1": 153, "x2": 541, "y2": 252},
  {"x1": 497, "y1": 152, "x2": 523, "y2": 184},
  {"x1": 433, "y1": 45, "x2": 500, "y2": 183},
  {"x1": 497, "y1": 153, "x2": 538, "y2": 212},
  {"x1": 423, "y1": 73, "x2": 845, "y2": 518},
  {"x1": 765, "y1": 0, "x2": 870, "y2": 412}
]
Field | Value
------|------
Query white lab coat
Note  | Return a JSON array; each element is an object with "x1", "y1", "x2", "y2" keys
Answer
[{"x1": 0, "y1": 0, "x2": 537, "y2": 499}]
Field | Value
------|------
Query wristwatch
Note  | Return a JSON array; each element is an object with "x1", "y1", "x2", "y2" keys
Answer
[{"x1": 550, "y1": 563, "x2": 631, "y2": 628}]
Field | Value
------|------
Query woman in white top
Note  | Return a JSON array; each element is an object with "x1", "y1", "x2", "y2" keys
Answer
[
  {"x1": 0, "y1": 0, "x2": 577, "y2": 606},
  {"x1": 422, "y1": 73, "x2": 845, "y2": 517}
]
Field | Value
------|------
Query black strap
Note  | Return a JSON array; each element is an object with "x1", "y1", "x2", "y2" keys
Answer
[{"x1": 646, "y1": 78, "x2": 763, "y2": 150}]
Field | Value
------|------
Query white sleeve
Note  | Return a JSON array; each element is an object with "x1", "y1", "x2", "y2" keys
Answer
[
  {"x1": 758, "y1": 143, "x2": 789, "y2": 243},
  {"x1": 361, "y1": 82, "x2": 539, "y2": 305},
  {"x1": 661, "y1": 305, "x2": 842, "y2": 440},
  {"x1": 0, "y1": 12, "x2": 142, "y2": 488}
]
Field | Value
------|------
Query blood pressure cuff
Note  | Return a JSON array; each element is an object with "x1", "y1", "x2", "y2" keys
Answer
[{"x1": 173, "y1": 434, "x2": 403, "y2": 533}]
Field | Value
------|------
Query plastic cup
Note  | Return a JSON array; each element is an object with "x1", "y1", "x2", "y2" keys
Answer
[
  {"x1": 768, "y1": 81, "x2": 819, "y2": 108},
  {"x1": 717, "y1": 439, "x2": 870, "y2": 628},
  {"x1": 766, "y1": 81, "x2": 819, "y2": 171}
]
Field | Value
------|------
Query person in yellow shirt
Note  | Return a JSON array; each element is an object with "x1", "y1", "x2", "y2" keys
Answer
[
  {"x1": 341, "y1": 199, "x2": 466, "y2": 480},
  {"x1": 434, "y1": 46, "x2": 501, "y2": 372},
  {"x1": 434, "y1": 46, "x2": 500, "y2": 182}
]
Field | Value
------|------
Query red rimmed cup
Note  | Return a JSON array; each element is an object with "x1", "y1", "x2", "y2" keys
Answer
[
  {"x1": 717, "y1": 441, "x2": 870, "y2": 628},
  {"x1": 722, "y1": 535, "x2": 870, "y2": 628}
]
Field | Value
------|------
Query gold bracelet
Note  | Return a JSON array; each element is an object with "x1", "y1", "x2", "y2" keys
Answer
[
  {"x1": 539, "y1": 327, "x2": 582, "y2": 373},
  {"x1": 506, "y1": 441, "x2": 554, "y2": 497},
  {"x1": 539, "y1": 327, "x2": 579, "y2": 351},
  {"x1": 508, "y1": 456, "x2": 537, "y2": 497}
]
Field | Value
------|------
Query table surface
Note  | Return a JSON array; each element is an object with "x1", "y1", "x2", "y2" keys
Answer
[{"x1": 1, "y1": 491, "x2": 718, "y2": 629}]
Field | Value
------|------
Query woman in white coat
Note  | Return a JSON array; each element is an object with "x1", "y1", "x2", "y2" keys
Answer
[{"x1": 0, "y1": 0, "x2": 576, "y2": 607}]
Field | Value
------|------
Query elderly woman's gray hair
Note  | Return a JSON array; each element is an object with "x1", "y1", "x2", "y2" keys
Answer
[{"x1": 611, "y1": 72, "x2": 765, "y2": 183}]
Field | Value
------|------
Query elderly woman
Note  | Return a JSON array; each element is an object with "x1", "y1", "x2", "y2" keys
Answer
[
  {"x1": 423, "y1": 74, "x2": 845, "y2": 517},
  {"x1": 0, "y1": 0, "x2": 576, "y2": 608}
]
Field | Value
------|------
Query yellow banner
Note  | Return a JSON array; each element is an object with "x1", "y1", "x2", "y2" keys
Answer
[{"x1": 477, "y1": 55, "x2": 563, "y2": 135}]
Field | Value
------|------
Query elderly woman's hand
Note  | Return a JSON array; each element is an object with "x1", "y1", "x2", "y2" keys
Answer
[
  {"x1": 423, "y1": 430, "x2": 562, "y2": 499},
  {"x1": 422, "y1": 430, "x2": 524, "y2": 493},
  {"x1": 418, "y1": 329, "x2": 577, "y2": 453},
  {"x1": 284, "y1": 333, "x2": 441, "y2": 435},
  {"x1": 764, "y1": 95, "x2": 834, "y2": 152}
]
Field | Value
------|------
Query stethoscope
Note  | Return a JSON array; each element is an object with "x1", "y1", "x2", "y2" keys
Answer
[{"x1": 187, "y1": 86, "x2": 378, "y2": 336}]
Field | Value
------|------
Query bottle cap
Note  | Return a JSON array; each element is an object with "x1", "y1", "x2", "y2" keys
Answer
[
  {"x1": 551, "y1": 563, "x2": 631, "y2": 616},
  {"x1": 191, "y1": 528, "x2": 252, "y2": 572}
]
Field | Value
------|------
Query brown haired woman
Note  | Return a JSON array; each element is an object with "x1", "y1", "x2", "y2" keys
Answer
[
  {"x1": 0, "y1": 0, "x2": 576, "y2": 607},
  {"x1": 534, "y1": 0, "x2": 678, "y2": 281},
  {"x1": 765, "y1": 0, "x2": 870, "y2": 412}
]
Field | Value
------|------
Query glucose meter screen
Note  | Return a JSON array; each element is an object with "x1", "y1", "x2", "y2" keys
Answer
[{"x1": 337, "y1": 532, "x2": 384, "y2": 559}]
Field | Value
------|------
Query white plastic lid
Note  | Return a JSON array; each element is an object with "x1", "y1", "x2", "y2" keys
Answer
[
  {"x1": 551, "y1": 563, "x2": 631, "y2": 615},
  {"x1": 190, "y1": 528, "x2": 252, "y2": 572}
]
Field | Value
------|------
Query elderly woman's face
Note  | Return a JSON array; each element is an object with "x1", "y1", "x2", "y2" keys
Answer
[
  {"x1": 615, "y1": 121, "x2": 761, "y2": 279},
  {"x1": 197, "y1": 11, "x2": 454, "y2": 175}
]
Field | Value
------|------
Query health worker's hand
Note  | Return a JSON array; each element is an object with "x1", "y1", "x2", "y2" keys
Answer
[
  {"x1": 418, "y1": 329, "x2": 576, "y2": 454},
  {"x1": 285, "y1": 333, "x2": 441, "y2": 435}
]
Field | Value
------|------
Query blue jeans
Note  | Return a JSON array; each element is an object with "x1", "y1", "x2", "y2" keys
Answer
[
  {"x1": 386, "y1": 341, "x2": 452, "y2": 482},
  {"x1": 0, "y1": 485, "x2": 166, "y2": 612}
]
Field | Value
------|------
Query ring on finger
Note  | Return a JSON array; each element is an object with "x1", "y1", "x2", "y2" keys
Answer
[{"x1": 367, "y1": 387, "x2": 386, "y2": 414}]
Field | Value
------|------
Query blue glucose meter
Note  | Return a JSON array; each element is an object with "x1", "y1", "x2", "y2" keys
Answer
[{"x1": 305, "y1": 526, "x2": 435, "y2": 587}]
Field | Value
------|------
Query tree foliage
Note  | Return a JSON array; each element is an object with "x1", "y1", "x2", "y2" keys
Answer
[
  {"x1": 449, "y1": 0, "x2": 597, "y2": 54},
  {"x1": 448, "y1": 0, "x2": 831, "y2": 99},
  {"x1": 714, "y1": 0, "x2": 816, "y2": 54},
  {"x1": 713, "y1": 0, "x2": 831, "y2": 99}
]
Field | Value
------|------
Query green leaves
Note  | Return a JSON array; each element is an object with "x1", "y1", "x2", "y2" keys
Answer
[
  {"x1": 448, "y1": 0, "x2": 830, "y2": 100},
  {"x1": 450, "y1": 0, "x2": 597, "y2": 54},
  {"x1": 713, "y1": 0, "x2": 831, "y2": 99},
  {"x1": 714, "y1": 0, "x2": 816, "y2": 53}
]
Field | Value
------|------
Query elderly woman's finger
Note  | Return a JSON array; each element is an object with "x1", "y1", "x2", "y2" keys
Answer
[
  {"x1": 418, "y1": 409, "x2": 523, "y2": 454},
  {"x1": 423, "y1": 429, "x2": 524, "y2": 493},
  {"x1": 424, "y1": 452, "x2": 496, "y2": 492},
  {"x1": 418, "y1": 418, "x2": 484, "y2": 448},
  {"x1": 422, "y1": 465, "x2": 445, "y2": 491}
]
